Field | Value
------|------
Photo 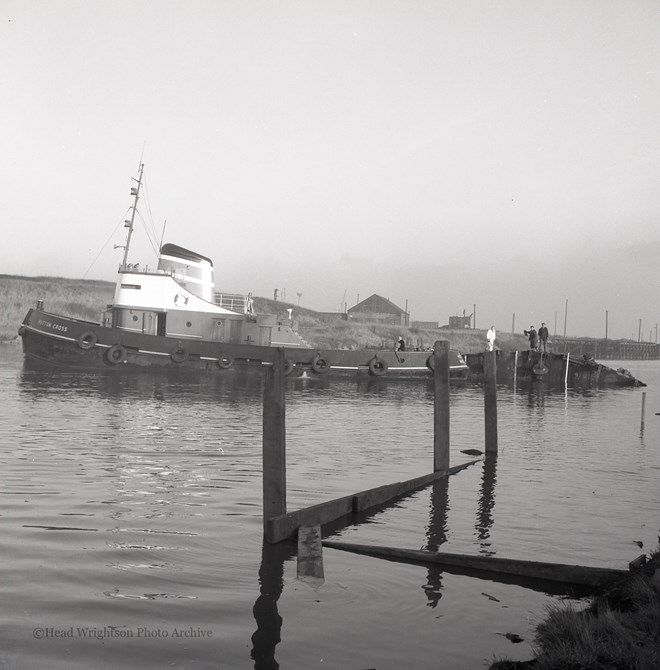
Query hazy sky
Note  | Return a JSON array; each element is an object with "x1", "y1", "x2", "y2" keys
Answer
[{"x1": 2, "y1": 1, "x2": 659, "y2": 339}]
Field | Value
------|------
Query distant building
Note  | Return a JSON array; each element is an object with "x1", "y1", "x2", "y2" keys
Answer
[
  {"x1": 347, "y1": 294, "x2": 408, "y2": 326},
  {"x1": 412, "y1": 320, "x2": 439, "y2": 329},
  {"x1": 447, "y1": 314, "x2": 472, "y2": 329}
]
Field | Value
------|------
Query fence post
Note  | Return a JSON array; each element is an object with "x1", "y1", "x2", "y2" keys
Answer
[
  {"x1": 263, "y1": 348, "x2": 286, "y2": 534},
  {"x1": 433, "y1": 340, "x2": 450, "y2": 472},
  {"x1": 484, "y1": 350, "x2": 498, "y2": 453}
]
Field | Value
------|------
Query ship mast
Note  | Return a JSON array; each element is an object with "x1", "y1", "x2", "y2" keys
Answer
[{"x1": 120, "y1": 162, "x2": 144, "y2": 269}]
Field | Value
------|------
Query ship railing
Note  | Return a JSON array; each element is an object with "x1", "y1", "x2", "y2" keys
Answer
[{"x1": 214, "y1": 292, "x2": 249, "y2": 314}]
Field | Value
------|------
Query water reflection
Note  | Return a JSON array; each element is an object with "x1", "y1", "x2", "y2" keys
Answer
[
  {"x1": 250, "y1": 541, "x2": 295, "y2": 670},
  {"x1": 19, "y1": 363, "x2": 267, "y2": 406},
  {"x1": 422, "y1": 477, "x2": 449, "y2": 607},
  {"x1": 476, "y1": 454, "x2": 497, "y2": 554},
  {"x1": 526, "y1": 382, "x2": 546, "y2": 411}
]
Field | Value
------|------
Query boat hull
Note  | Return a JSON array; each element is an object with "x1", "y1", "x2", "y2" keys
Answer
[
  {"x1": 19, "y1": 309, "x2": 469, "y2": 380},
  {"x1": 463, "y1": 350, "x2": 645, "y2": 387}
]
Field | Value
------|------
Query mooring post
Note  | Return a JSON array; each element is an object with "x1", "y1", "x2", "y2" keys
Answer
[
  {"x1": 484, "y1": 350, "x2": 498, "y2": 453},
  {"x1": 433, "y1": 340, "x2": 450, "y2": 472},
  {"x1": 263, "y1": 348, "x2": 286, "y2": 534}
]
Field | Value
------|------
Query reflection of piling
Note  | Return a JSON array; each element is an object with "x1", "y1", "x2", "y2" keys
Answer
[
  {"x1": 476, "y1": 453, "x2": 497, "y2": 545},
  {"x1": 423, "y1": 477, "x2": 449, "y2": 608},
  {"x1": 433, "y1": 340, "x2": 450, "y2": 472},
  {"x1": 641, "y1": 391, "x2": 646, "y2": 432},
  {"x1": 250, "y1": 540, "x2": 292, "y2": 668},
  {"x1": 484, "y1": 350, "x2": 498, "y2": 453},
  {"x1": 263, "y1": 348, "x2": 286, "y2": 529}
]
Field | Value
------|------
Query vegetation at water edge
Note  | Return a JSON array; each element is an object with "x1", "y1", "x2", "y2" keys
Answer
[
  {"x1": 1, "y1": 275, "x2": 114, "y2": 341},
  {"x1": 489, "y1": 548, "x2": 660, "y2": 670}
]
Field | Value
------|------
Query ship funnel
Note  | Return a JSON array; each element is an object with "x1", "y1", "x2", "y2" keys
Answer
[{"x1": 157, "y1": 243, "x2": 215, "y2": 302}]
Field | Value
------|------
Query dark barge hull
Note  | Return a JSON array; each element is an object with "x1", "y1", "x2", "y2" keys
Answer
[
  {"x1": 464, "y1": 350, "x2": 645, "y2": 387},
  {"x1": 19, "y1": 309, "x2": 468, "y2": 380}
]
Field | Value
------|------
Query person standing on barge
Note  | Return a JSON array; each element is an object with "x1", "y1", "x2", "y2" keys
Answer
[
  {"x1": 524, "y1": 326, "x2": 538, "y2": 351},
  {"x1": 538, "y1": 322, "x2": 549, "y2": 352},
  {"x1": 486, "y1": 326, "x2": 496, "y2": 352}
]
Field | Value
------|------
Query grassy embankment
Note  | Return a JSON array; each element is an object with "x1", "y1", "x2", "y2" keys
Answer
[
  {"x1": 491, "y1": 548, "x2": 660, "y2": 670},
  {"x1": 297, "y1": 316, "x2": 527, "y2": 353},
  {"x1": 255, "y1": 296, "x2": 528, "y2": 353},
  {"x1": 1, "y1": 274, "x2": 526, "y2": 352},
  {"x1": 0, "y1": 275, "x2": 114, "y2": 341}
]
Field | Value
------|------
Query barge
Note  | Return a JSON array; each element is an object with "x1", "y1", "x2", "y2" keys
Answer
[{"x1": 464, "y1": 350, "x2": 645, "y2": 387}]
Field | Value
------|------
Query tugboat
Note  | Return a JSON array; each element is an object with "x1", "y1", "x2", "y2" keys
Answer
[{"x1": 19, "y1": 164, "x2": 469, "y2": 380}]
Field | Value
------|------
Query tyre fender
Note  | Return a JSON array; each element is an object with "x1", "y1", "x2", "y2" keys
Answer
[
  {"x1": 77, "y1": 330, "x2": 98, "y2": 350},
  {"x1": 368, "y1": 356, "x2": 388, "y2": 376},
  {"x1": 311, "y1": 353, "x2": 330, "y2": 374},
  {"x1": 106, "y1": 344, "x2": 127, "y2": 364},
  {"x1": 170, "y1": 345, "x2": 189, "y2": 363},
  {"x1": 216, "y1": 353, "x2": 234, "y2": 369}
]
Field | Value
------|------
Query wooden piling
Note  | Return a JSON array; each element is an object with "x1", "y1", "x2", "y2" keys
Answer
[
  {"x1": 483, "y1": 350, "x2": 498, "y2": 453},
  {"x1": 263, "y1": 348, "x2": 286, "y2": 530},
  {"x1": 297, "y1": 525, "x2": 324, "y2": 586},
  {"x1": 433, "y1": 340, "x2": 450, "y2": 472}
]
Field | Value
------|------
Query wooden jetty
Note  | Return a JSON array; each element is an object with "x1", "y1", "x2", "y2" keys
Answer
[
  {"x1": 262, "y1": 342, "x2": 496, "y2": 543},
  {"x1": 258, "y1": 343, "x2": 638, "y2": 593}
]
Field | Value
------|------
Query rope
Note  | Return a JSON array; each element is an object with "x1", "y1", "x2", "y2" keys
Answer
[{"x1": 81, "y1": 207, "x2": 131, "y2": 279}]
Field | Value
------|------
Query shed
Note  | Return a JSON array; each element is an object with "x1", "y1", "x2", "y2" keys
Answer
[
  {"x1": 448, "y1": 315, "x2": 472, "y2": 329},
  {"x1": 347, "y1": 294, "x2": 408, "y2": 326}
]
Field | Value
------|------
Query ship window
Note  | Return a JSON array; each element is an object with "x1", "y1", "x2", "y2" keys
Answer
[
  {"x1": 132, "y1": 315, "x2": 139, "y2": 322},
  {"x1": 121, "y1": 284, "x2": 141, "y2": 289},
  {"x1": 186, "y1": 321, "x2": 192, "y2": 328}
]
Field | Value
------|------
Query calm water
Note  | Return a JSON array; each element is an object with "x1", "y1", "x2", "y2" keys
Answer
[{"x1": 1, "y1": 344, "x2": 658, "y2": 669}]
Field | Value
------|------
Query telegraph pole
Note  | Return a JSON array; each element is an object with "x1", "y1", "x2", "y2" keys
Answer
[{"x1": 605, "y1": 310, "x2": 608, "y2": 341}]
